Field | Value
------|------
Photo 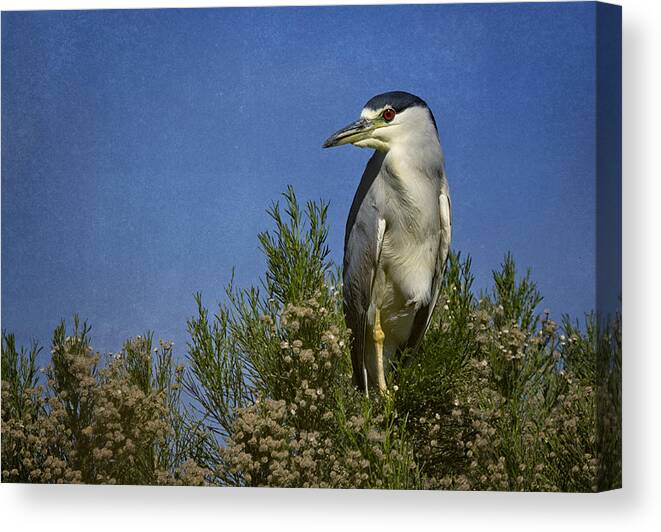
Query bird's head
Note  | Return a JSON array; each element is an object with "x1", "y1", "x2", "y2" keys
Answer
[{"x1": 322, "y1": 91, "x2": 439, "y2": 153}]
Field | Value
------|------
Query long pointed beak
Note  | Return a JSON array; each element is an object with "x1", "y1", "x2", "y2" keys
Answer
[{"x1": 322, "y1": 118, "x2": 375, "y2": 148}]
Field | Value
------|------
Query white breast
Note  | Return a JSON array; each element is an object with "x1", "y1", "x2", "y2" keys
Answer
[
  {"x1": 381, "y1": 153, "x2": 441, "y2": 305},
  {"x1": 368, "y1": 169, "x2": 441, "y2": 353}
]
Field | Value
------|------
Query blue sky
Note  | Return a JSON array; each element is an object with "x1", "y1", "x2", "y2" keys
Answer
[{"x1": 2, "y1": 3, "x2": 601, "y2": 355}]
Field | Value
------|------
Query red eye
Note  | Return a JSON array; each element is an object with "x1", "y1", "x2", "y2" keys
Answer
[{"x1": 383, "y1": 108, "x2": 396, "y2": 122}]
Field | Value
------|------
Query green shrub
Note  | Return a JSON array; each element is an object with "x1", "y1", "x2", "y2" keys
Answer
[
  {"x1": 2, "y1": 320, "x2": 207, "y2": 485},
  {"x1": 1, "y1": 187, "x2": 621, "y2": 490}
]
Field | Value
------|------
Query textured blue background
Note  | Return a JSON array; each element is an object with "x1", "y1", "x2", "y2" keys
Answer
[{"x1": 2, "y1": 3, "x2": 602, "y2": 354}]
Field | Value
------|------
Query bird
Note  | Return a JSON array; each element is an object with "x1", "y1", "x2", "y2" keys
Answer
[{"x1": 323, "y1": 91, "x2": 451, "y2": 394}]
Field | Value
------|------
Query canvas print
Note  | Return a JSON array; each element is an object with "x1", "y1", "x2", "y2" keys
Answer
[{"x1": 1, "y1": 2, "x2": 621, "y2": 491}]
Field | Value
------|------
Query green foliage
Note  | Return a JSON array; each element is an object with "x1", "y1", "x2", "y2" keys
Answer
[
  {"x1": 1, "y1": 332, "x2": 41, "y2": 424},
  {"x1": 394, "y1": 252, "x2": 621, "y2": 492},
  {"x1": 258, "y1": 185, "x2": 331, "y2": 307},
  {"x1": 186, "y1": 189, "x2": 417, "y2": 488},
  {"x1": 2, "y1": 321, "x2": 207, "y2": 485},
  {"x1": 2, "y1": 187, "x2": 621, "y2": 491},
  {"x1": 490, "y1": 252, "x2": 542, "y2": 331}
]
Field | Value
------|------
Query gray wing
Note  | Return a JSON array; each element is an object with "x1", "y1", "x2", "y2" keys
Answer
[
  {"x1": 404, "y1": 177, "x2": 452, "y2": 351},
  {"x1": 343, "y1": 151, "x2": 386, "y2": 391}
]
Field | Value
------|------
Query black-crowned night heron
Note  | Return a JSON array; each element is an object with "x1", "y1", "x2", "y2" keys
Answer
[{"x1": 323, "y1": 91, "x2": 452, "y2": 394}]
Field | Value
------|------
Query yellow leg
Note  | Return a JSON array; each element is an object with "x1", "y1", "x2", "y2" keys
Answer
[{"x1": 373, "y1": 308, "x2": 387, "y2": 392}]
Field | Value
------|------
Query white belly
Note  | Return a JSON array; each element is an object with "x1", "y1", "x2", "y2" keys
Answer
[{"x1": 369, "y1": 225, "x2": 440, "y2": 353}]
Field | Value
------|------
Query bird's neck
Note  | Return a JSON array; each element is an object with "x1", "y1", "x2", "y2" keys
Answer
[
  {"x1": 380, "y1": 141, "x2": 444, "y2": 234},
  {"x1": 384, "y1": 137, "x2": 444, "y2": 184}
]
